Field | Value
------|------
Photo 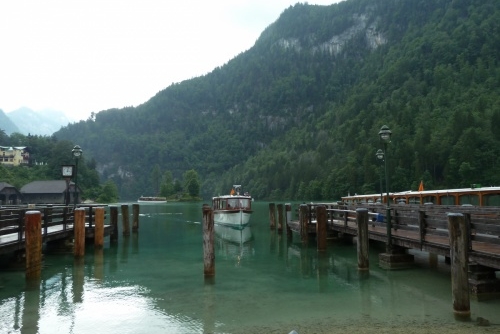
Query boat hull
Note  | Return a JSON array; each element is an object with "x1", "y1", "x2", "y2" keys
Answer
[
  {"x1": 214, "y1": 224, "x2": 253, "y2": 243},
  {"x1": 214, "y1": 210, "x2": 252, "y2": 228}
]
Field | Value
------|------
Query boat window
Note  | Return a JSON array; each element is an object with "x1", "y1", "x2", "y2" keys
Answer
[
  {"x1": 227, "y1": 199, "x2": 238, "y2": 208},
  {"x1": 240, "y1": 199, "x2": 250, "y2": 209},
  {"x1": 440, "y1": 195, "x2": 455, "y2": 205},
  {"x1": 408, "y1": 196, "x2": 420, "y2": 204},
  {"x1": 483, "y1": 194, "x2": 500, "y2": 206},
  {"x1": 459, "y1": 194, "x2": 479, "y2": 206},
  {"x1": 422, "y1": 196, "x2": 436, "y2": 204}
]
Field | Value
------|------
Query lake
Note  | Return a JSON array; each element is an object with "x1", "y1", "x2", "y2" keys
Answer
[{"x1": 1, "y1": 201, "x2": 499, "y2": 333}]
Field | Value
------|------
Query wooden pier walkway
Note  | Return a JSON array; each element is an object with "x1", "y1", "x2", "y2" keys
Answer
[
  {"x1": 0, "y1": 205, "x2": 113, "y2": 256},
  {"x1": 285, "y1": 203, "x2": 500, "y2": 270}
]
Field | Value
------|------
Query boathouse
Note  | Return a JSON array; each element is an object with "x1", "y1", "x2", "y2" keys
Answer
[
  {"x1": 20, "y1": 180, "x2": 80, "y2": 204},
  {"x1": 0, "y1": 182, "x2": 22, "y2": 205}
]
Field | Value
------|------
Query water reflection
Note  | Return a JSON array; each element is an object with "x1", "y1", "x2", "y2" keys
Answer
[{"x1": 214, "y1": 224, "x2": 254, "y2": 267}]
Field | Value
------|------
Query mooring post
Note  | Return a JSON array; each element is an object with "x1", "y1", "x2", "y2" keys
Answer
[
  {"x1": 25, "y1": 211, "x2": 42, "y2": 280},
  {"x1": 277, "y1": 203, "x2": 284, "y2": 234},
  {"x1": 202, "y1": 204, "x2": 215, "y2": 277},
  {"x1": 299, "y1": 204, "x2": 309, "y2": 245},
  {"x1": 121, "y1": 204, "x2": 130, "y2": 236},
  {"x1": 269, "y1": 203, "x2": 276, "y2": 230},
  {"x1": 132, "y1": 203, "x2": 140, "y2": 232},
  {"x1": 110, "y1": 206, "x2": 118, "y2": 242},
  {"x1": 74, "y1": 208, "x2": 86, "y2": 258},
  {"x1": 447, "y1": 213, "x2": 470, "y2": 317},
  {"x1": 285, "y1": 203, "x2": 293, "y2": 239},
  {"x1": 356, "y1": 208, "x2": 369, "y2": 271},
  {"x1": 316, "y1": 205, "x2": 327, "y2": 252},
  {"x1": 94, "y1": 207, "x2": 105, "y2": 248}
]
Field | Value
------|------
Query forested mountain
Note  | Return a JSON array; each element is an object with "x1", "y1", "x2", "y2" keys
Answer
[{"x1": 54, "y1": 0, "x2": 500, "y2": 201}]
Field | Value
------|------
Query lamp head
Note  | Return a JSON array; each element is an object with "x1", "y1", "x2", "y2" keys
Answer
[
  {"x1": 376, "y1": 149, "x2": 384, "y2": 160},
  {"x1": 378, "y1": 125, "x2": 392, "y2": 142},
  {"x1": 72, "y1": 145, "x2": 83, "y2": 158}
]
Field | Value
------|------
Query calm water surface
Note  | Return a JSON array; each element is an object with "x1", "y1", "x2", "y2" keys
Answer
[{"x1": 1, "y1": 202, "x2": 499, "y2": 334}]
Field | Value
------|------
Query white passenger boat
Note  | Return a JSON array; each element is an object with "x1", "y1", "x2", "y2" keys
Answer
[
  {"x1": 212, "y1": 185, "x2": 252, "y2": 227},
  {"x1": 137, "y1": 196, "x2": 167, "y2": 203}
]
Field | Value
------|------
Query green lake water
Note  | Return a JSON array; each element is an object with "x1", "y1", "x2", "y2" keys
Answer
[{"x1": 1, "y1": 201, "x2": 500, "y2": 334}]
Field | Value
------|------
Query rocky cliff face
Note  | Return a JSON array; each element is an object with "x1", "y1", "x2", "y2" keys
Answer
[{"x1": 278, "y1": 13, "x2": 387, "y2": 55}]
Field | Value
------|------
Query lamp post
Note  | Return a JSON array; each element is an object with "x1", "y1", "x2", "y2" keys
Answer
[
  {"x1": 376, "y1": 149, "x2": 384, "y2": 204},
  {"x1": 378, "y1": 125, "x2": 392, "y2": 252},
  {"x1": 72, "y1": 145, "x2": 83, "y2": 208}
]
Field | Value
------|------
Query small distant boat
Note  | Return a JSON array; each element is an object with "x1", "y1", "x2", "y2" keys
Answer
[
  {"x1": 212, "y1": 185, "x2": 252, "y2": 228},
  {"x1": 137, "y1": 196, "x2": 167, "y2": 203}
]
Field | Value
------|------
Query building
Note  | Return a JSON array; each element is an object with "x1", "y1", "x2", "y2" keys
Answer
[
  {"x1": 0, "y1": 182, "x2": 22, "y2": 205},
  {"x1": 20, "y1": 180, "x2": 80, "y2": 205},
  {"x1": 0, "y1": 146, "x2": 29, "y2": 166}
]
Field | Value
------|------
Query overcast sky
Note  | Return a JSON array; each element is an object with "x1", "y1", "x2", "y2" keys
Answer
[{"x1": 0, "y1": 0, "x2": 342, "y2": 121}]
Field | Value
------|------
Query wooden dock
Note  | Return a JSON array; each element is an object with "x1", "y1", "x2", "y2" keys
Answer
[
  {"x1": 285, "y1": 203, "x2": 500, "y2": 268},
  {"x1": 277, "y1": 202, "x2": 500, "y2": 303},
  {"x1": 0, "y1": 205, "x2": 113, "y2": 256}
]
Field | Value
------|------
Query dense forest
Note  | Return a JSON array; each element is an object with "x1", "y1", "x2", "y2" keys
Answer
[{"x1": 50, "y1": 0, "x2": 500, "y2": 201}]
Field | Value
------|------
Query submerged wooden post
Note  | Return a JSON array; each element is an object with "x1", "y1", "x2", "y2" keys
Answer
[
  {"x1": 94, "y1": 207, "x2": 105, "y2": 248},
  {"x1": 121, "y1": 204, "x2": 130, "y2": 236},
  {"x1": 356, "y1": 208, "x2": 369, "y2": 271},
  {"x1": 277, "y1": 204, "x2": 284, "y2": 234},
  {"x1": 110, "y1": 206, "x2": 118, "y2": 242},
  {"x1": 132, "y1": 203, "x2": 139, "y2": 232},
  {"x1": 447, "y1": 213, "x2": 470, "y2": 316},
  {"x1": 316, "y1": 205, "x2": 327, "y2": 252},
  {"x1": 74, "y1": 208, "x2": 86, "y2": 258},
  {"x1": 299, "y1": 204, "x2": 309, "y2": 245},
  {"x1": 25, "y1": 211, "x2": 42, "y2": 280},
  {"x1": 203, "y1": 204, "x2": 215, "y2": 277},
  {"x1": 269, "y1": 203, "x2": 276, "y2": 230}
]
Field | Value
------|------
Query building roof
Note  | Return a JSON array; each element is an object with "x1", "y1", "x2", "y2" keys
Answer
[
  {"x1": 0, "y1": 182, "x2": 16, "y2": 191},
  {"x1": 20, "y1": 180, "x2": 74, "y2": 194}
]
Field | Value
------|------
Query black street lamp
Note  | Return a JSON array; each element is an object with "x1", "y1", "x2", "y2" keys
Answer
[
  {"x1": 72, "y1": 145, "x2": 83, "y2": 208},
  {"x1": 378, "y1": 125, "x2": 392, "y2": 252},
  {"x1": 376, "y1": 149, "x2": 384, "y2": 204}
]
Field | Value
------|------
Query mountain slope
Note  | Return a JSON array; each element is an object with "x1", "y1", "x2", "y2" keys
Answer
[
  {"x1": 8, "y1": 107, "x2": 71, "y2": 136},
  {"x1": 0, "y1": 109, "x2": 20, "y2": 135},
  {"x1": 55, "y1": 0, "x2": 500, "y2": 200}
]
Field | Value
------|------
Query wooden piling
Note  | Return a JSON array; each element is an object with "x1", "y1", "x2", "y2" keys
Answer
[
  {"x1": 94, "y1": 207, "x2": 105, "y2": 248},
  {"x1": 74, "y1": 208, "x2": 86, "y2": 258},
  {"x1": 316, "y1": 205, "x2": 327, "y2": 252},
  {"x1": 25, "y1": 211, "x2": 42, "y2": 280},
  {"x1": 269, "y1": 203, "x2": 276, "y2": 230},
  {"x1": 110, "y1": 206, "x2": 118, "y2": 242},
  {"x1": 299, "y1": 204, "x2": 309, "y2": 245},
  {"x1": 356, "y1": 208, "x2": 369, "y2": 271},
  {"x1": 447, "y1": 213, "x2": 470, "y2": 316},
  {"x1": 285, "y1": 203, "x2": 292, "y2": 239},
  {"x1": 203, "y1": 204, "x2": 215, "y2": 277},
  {"x1": 132, "y1": 203, "x2": 139, "y2": 232},
  {"x1": 277, "y1": 203, "x2": 284, "y2": 234},
  {"x1": 121, "y1": 204, "x2": 130, "y2": 236}
]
